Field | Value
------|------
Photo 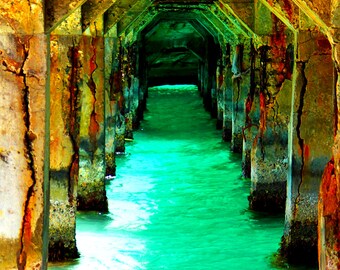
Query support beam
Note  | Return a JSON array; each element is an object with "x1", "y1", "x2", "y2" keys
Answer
[
  {"x1": 108, "y1": 0, "x2": 153, "y2": 35},
  {"x1": 118, "y1": 5, "x2": 157, "y2": 38},
  {"x1": 292, "y1": 0, "x2": 332, "y2": 30},
  {"x1": 104, "y1": 35, "x2": 119, "y2": 176},
  {"x1": 215, "y1": 1, "x2": 257, "y2": 39},
  {"x1": 318, "y1": 38, "x2": 340, "y2": 270},
  {"x1": 0, "y1": 1, "x2": 49, "y2": 268},
  {"x1": 221, "y1": 43, "x2": 233, "y2": 142},
  {"x1": 281, "y1": 29, "x2": 334, "y2": 265},
  {"x1": 45, "y1": 0, "x2": 87, "y2": 32},
  {"x1": 82, "y1": 0, "x2": 119, "y2": 32},
  {"x1": 49, "y1": 34, "x2": 81, "y2": 261},
  {"x1": 78, "y1": 18, "x2": 108, "y2": 211},
  {"x1": 258, "y1": 0, "x2": 298, "y2": 31},
  {"x1": 230, "y1": 43, "x2": 250, "y2": 153},
  {"x1": 49, "y1": 10, "x2": 82, "y2": 261}
]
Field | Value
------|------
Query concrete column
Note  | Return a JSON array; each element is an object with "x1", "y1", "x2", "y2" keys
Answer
[
  {"x1": 281, "y1": 30, "x2": 334, "y2": 265},
  {"x1": 216, "y1": 53, "x2": 224, "y2": 130},
  {"x1": 318, "y1": 38, "x2": 340, "y2": 269},
  {"x1": 123, "y1": 43, "x2": 138, "y2": 140},
  {"x1": 0, "y1": 1, "x2": 49, "y2": 268},
  {"x1": 104, "y1": 34, "x2": 118, "y2": 177},
  {"x1": 202, "y1": 58, "x2": 211, "y2": 112},
  {"x1": 222, "y1": 44, "x2": 233, "y2": 142},
  {"x1": 78, "y1": 18, "x2": 108, "y2": 211},
  {"x1": 242, "y1": 41, "x2": 258, "y2": 178},
  {"x1": 249, "y1": 19, "x2": 293, "y2": 212},
  {"x1": 231, "y1": 43, "x2": 250, "y2": 153},
  {"x1": 114, "y1": 38, "x2": 126, "y2": 154},
  {"x1": 49, "y1": 17, "x2": 82, "y2": 259},
  {"x1": 136, "y1": 38, "x2": 148, "y2": 127}
]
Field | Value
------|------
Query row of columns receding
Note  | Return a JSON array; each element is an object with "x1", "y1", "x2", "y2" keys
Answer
[{"x1": 1, "y1": 1, "x2": 340, "y2": 269}]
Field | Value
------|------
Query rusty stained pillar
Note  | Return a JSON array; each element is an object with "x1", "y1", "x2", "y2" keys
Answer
[
  {"x1": 78, "y1": 17, "x2": 108, "y2": 212},
  {"x1": 131, "y1": 42, "x2": 142, "y2": 130},
  {"x1": 210, "y1": 43, "x2": 218, "y2": 120},
  {"x1": 222, "y1": 43, "x2": 233, "y2": 142},
  {"x1": 137, "y1": 36, "x2": 148, "y2": 127},
  {"x1": 114, "y1": 38, "x2": 126, "y2": 154},
  {"x1": 123, "y1": 42, "x2": 138, "y2": 140},
  {"x1": 318, "y1": 31, "x2": 340, "y2": 269},
  {"x1": 215, "y1": 48, "x2": 223, "y2": 129},
  {"x1": 104, "y1": 29, "x2": 118, "y2": 177},
  {"x1": 0, "y1": 0, "x2": 49, "y2": 269},
  {"x1": 48, "y1": 8, "x2": 83, "y2": 261},
  {"x1": 201, "y1": 41, "x2": 212, "y2": 112},
  {"x1": 231, "y1": 42, "x2": 251, "y2": 153},
  {"x1": 281, "y1": 29, "x2": 334, "y2": 265},
  {"x1": 249, "y1": 17, "x2": 294, "y2": 212},
  {"x1": 241, "y1": 40, "x2": 258, "y2": 178}
]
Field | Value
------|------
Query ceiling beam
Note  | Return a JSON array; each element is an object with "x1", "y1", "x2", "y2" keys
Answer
[
  {"x1": 292, "y1": 0, "x2": 330, "y2": 34},
  {"x1": 106, "y1": 0, "x2": 153, "y2": 34},
  {"x1": 45, "y1": 0, "x2": 87, "y2": 32},
  {"x1": 258, "y1": 0, "x2": 297, "y2": 32},
  {"x1": 81, "y1": 0, "x2": 119, "y2": 32}
]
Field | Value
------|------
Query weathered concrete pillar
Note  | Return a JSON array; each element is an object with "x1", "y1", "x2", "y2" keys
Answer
[
  {"x1": 202, "y1": 58, "x2": 211, "y2": 112},
  {"x1": 48, "y1": 8, "x2": 83, "y2": 260},
  {"x1": 114, "y1": 38, "x2": 126, "y2": 154},
  {"x1": 123, "y1": 42, "x2": 138, "y2": 140},
  {"x1": 242, "y1": 41, "x2": 258, "y2": 178},
  {"x1": 281, "y1": 30, "x2": 334, "y2": 265},
  {"x1": 78, "y1": 18, "x2": 108, "y2": 211},
  {"x1": 318, "y1": 38, "x2": 340, "y2": 269},
  {"x1": 231, "y1": 43, "x2": 250, "y2": 153},
  {"x1": 222, "y1": 44, "x2": 233, "y2": 142},
  {"x1": 249, "y1": 18, "x2": 293, "y2": 212},
  {"x1": 136, "y1": 37, "x2": 148, "y2": 127},
  {"x1": 0, "y1": 1, "x2": 49, "y2": 268},
  {"x1": 216, "y1": 52, "x2": 224, "y2": 130},
  {"x1": 104, "y1": 30, "x2": 118, "y2": 177},
  {"x1": 131, "y1": 42, "x2": 141, "y2": 130}
]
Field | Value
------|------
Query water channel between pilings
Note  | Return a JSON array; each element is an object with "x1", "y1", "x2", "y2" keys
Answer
[{"x1": 49, "y1": 85, "x2": 316, "y2": 270}]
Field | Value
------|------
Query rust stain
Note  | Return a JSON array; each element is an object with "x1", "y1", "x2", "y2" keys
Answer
[
  {"x1": 89, "y1": 111, "x2": 100, "y2": 140},
  {"x1": 320, "y1": 158, "x2": 336, "y2": 216},
  {"x1": 89, "y1": 38, "x2": 98, "y2": 74},
  {"x1": 317, "y1": 37, "x2": 332, "y2": 51},
  {"x1": 245, "y1": 96, "x2": 252, "y2": 116},
  {"x1": 304, "y1": 144, "x2": 310, "y2": 160},
  {"x1": 67, "y1": 42, "x2": 82, "y2": 203},
  {"x1": 23, "y1": 207, "x2": 32, "y2": 243},
  {"x1": 259, "y1": 91, "x2": 267, "y2": 134},
  {"x1": 281, "y1": 0, "x2": 293, "y2": 21}
]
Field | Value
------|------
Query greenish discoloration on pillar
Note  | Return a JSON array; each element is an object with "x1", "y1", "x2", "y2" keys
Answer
[
  {"x1": 49, "y1": 32, "x2": 82, "y2": 260},
  {"x1": 281, "y1": 30, "x2": 334, "y2": 265},
  {"x1": 78, "y1": 29, "x2": 108, "y2": 212}
]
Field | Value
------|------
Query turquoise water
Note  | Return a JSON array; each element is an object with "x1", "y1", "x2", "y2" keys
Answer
[{"x1": 50, "y1": 85, "x2": 288, "y2": 270}]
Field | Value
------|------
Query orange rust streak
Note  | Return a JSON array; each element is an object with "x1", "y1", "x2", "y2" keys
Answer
[
  {"x1": 89, "y1": 112, "x2": 100, "y2": 139},
  {"x1": 259, "y1": 92, "x2": 266, "y2": 133},
  {"x1": 23, "y1": 207, "x2": 32, "y2": 243},
  {"x1": 304, "y1": 144, "x2": 310, "y2": 160}
]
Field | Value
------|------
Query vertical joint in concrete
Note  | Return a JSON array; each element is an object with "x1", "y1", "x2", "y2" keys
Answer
[
  {"x1": 294, "y1": 61, "x2": 308, "y2": 217},
  {"x1": 18, "y1": 37, "x2": 37, "y2": 269}
]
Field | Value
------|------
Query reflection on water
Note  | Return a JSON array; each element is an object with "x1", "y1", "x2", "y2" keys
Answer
[{"x1": 49, "y1": 85, "x2": 309, "y2": 269}]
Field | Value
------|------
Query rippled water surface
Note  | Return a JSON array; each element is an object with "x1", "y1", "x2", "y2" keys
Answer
[{"x1": 50, "y1": 85, "x2": 289, "y2": 270}]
